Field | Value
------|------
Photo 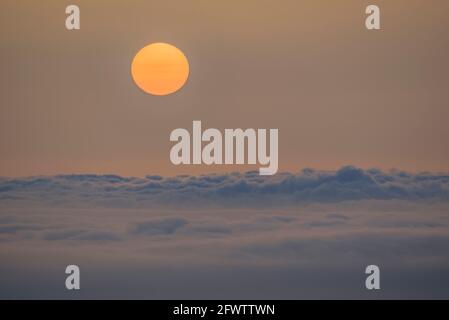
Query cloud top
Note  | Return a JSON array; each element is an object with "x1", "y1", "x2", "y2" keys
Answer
[{"x1": 1, "y1": 166, "x2": 448, "y2": 208}]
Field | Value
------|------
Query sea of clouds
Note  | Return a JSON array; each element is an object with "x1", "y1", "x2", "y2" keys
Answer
[
  {"x1": 1, "y1": 166, "x2": 449, "y2": 298},
  {"x1": 1, "y1": 166, "x2": 449, "y2": 208}
]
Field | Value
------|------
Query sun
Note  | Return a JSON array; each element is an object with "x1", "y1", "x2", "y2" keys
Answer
[{"x1": 131, "y1": 42, "x2": 189, "y2": 96}]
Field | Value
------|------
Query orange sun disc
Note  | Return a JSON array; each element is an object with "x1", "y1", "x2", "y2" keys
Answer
[{"x1": 131, "y1": 42, "x2": 189, "y2": 96}]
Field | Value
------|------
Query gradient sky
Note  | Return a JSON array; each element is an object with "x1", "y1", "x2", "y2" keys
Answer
[{"x1": 1, "y1": 0, "x2": 448, "y2": 177}]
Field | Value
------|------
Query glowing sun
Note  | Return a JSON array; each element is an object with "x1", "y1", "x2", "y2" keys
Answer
[{"x1": 131, "y1": 42, "x2": 189, "y2": 96}]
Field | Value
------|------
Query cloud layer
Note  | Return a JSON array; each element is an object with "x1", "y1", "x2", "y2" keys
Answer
[
  {"x1": 1, "y1": 167, "x2": 449, "y2": 298},
  {"x1": 1, "y1": 200, "x2": 449, "y2": 298},
  {"x1": 1, "y1": 166, "x2": 449, "y2": 208}
]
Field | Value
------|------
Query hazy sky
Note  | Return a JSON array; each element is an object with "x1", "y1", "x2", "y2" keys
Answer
[{"x1": 1, "y1": 0, "x2": 448, "y2": 177}]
